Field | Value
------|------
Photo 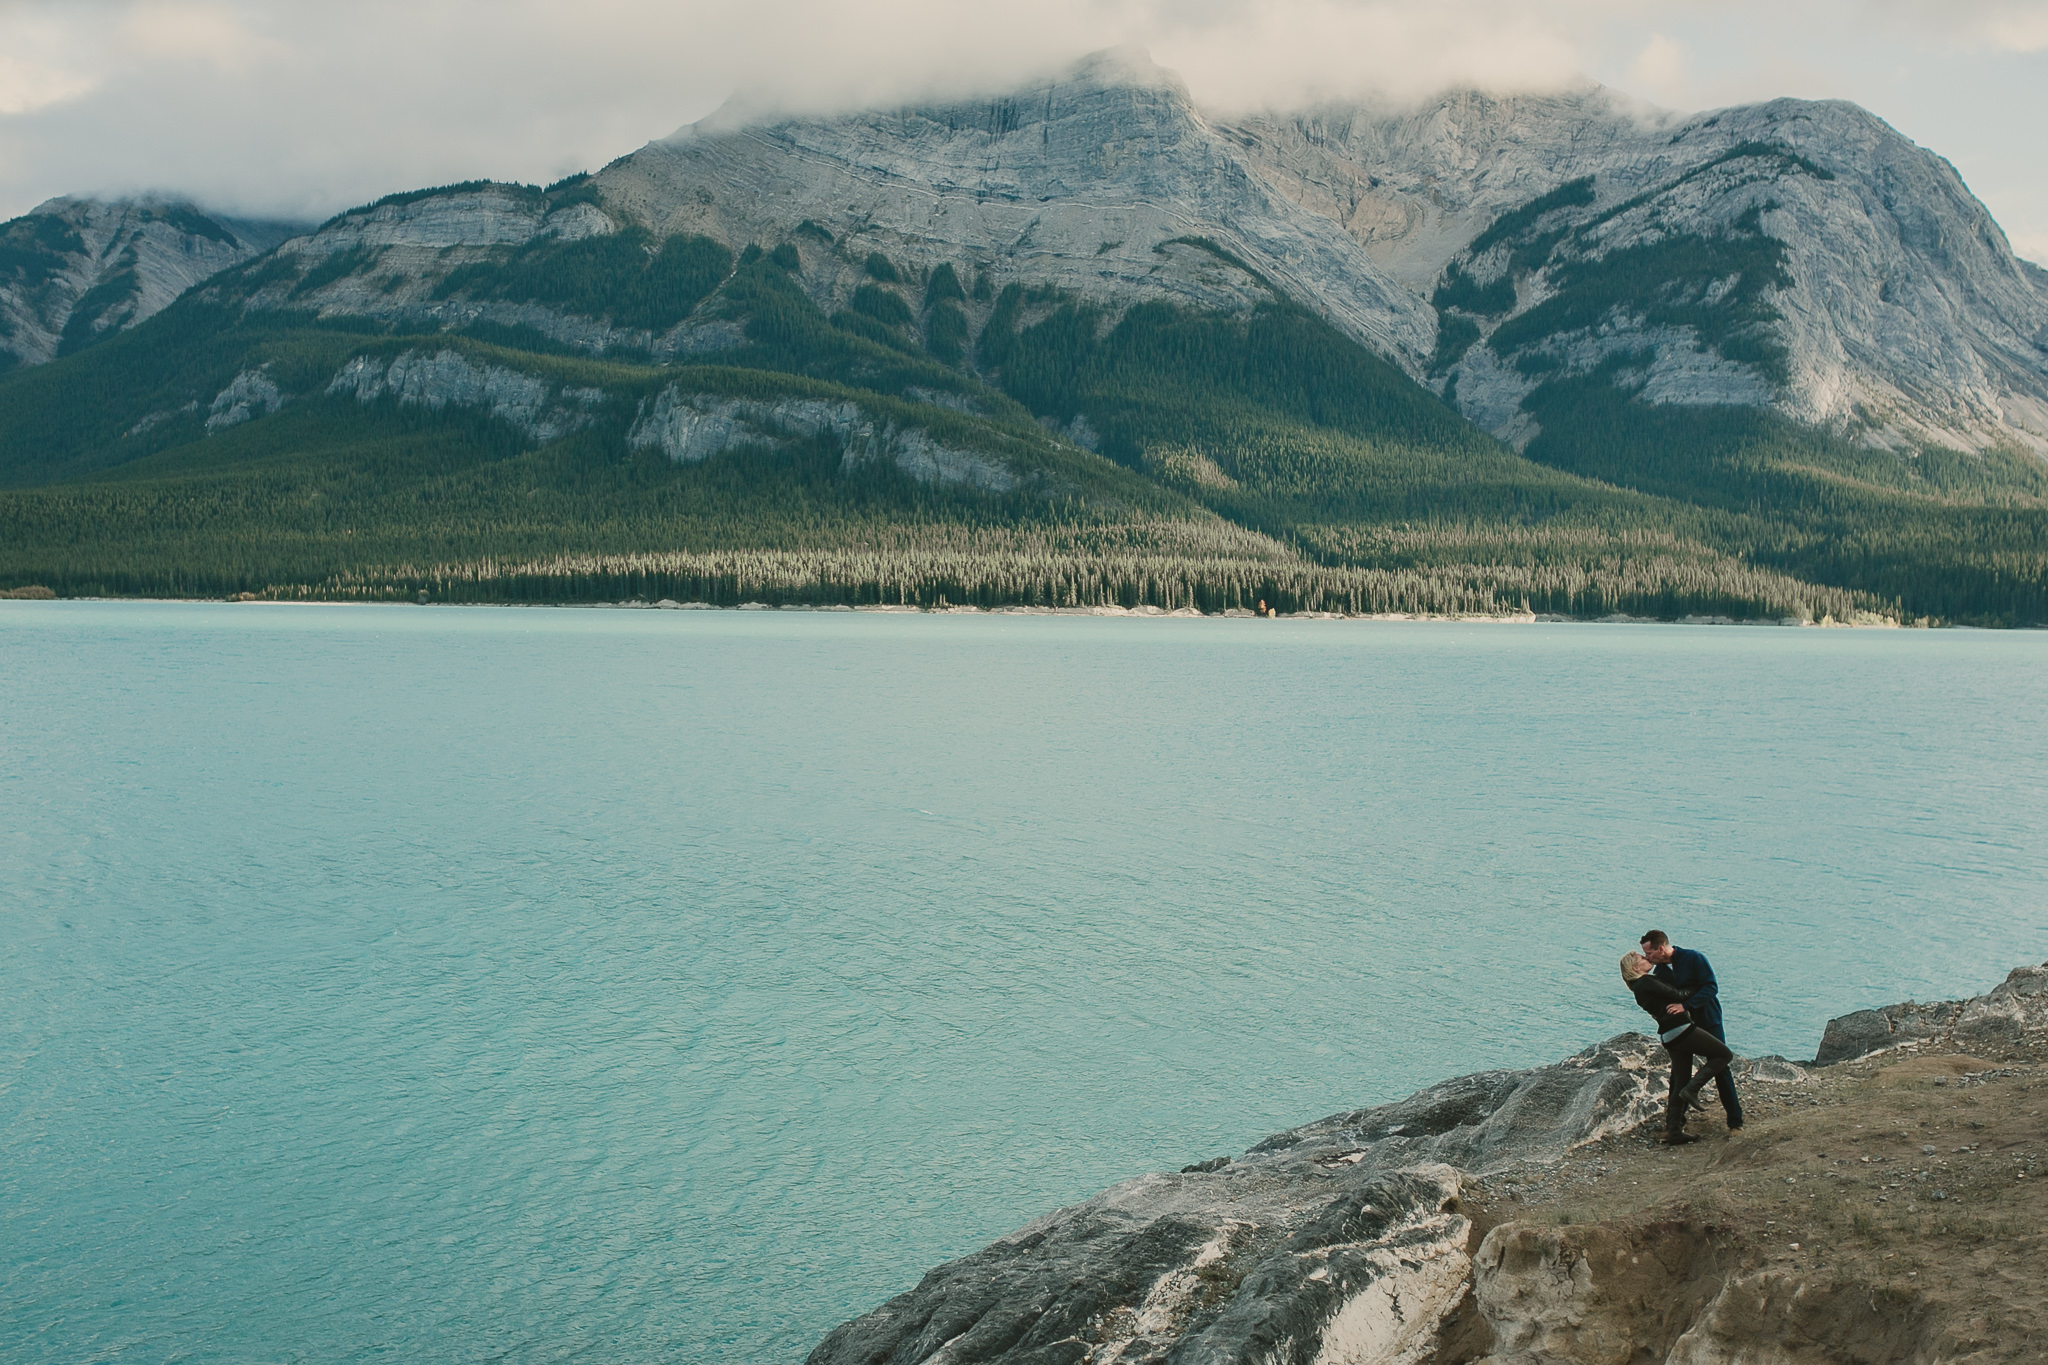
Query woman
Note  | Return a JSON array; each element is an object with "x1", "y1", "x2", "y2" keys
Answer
[{"x1": 1621, "y1": 951, "x2": 1735, "y2": 1146}]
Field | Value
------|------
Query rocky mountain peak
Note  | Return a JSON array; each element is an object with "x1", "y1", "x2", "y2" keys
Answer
[
  {"x1": 589, "y1": 60, "x2": 2048, "y2": 455},
  {"x1": 0, "y1": 195, "x2": 302, "y2": 372},
  {"x1": 1211, "y1": 80, "x2": 2048, "y2": 453}
]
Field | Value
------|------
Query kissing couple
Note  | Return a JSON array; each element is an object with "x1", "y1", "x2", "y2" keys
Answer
[{"x1": 1620, "y1": 930, "x2": 1745, "y2": 1146}]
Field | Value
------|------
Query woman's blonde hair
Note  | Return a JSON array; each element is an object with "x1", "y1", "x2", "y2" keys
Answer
[{"x1": 1620, "y1": 951, "x2": 1653, "y2": 982}]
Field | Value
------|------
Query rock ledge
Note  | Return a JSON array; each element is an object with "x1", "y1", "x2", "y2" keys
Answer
[{"x1": 809, "y1": 963, "x2": 2048, "y2": 1365}]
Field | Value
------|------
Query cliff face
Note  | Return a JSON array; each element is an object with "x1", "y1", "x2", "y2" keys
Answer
[
  {"x1": 0, "y1": 198, "x2": 300, "y2": 372},
  {"x1": 808, "y1": 1034, "x2": 1670, "y2": 1365},
  {"x1": 808, "y1": 963, "x2": 2048, "y2": 1365}
]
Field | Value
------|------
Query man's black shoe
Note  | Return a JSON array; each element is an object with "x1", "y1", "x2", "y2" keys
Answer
[{"x1": 1663, "y1": 1132, "x2": 1700, "y2": 1146}]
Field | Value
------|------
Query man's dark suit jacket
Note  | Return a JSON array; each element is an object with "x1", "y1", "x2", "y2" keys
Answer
[{"x1": 1653, "y1": 947, "x2": 1724, "y2": 1040}]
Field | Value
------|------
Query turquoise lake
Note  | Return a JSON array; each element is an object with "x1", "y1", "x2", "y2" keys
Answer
[{"x1": 5, "y1": 602, "x2": 2047, "y2": 1362}]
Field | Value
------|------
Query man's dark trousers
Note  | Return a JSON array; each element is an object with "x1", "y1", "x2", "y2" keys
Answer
[{"x1": 1654, "y1": 946, "x2": 1744, "y2": 1128}]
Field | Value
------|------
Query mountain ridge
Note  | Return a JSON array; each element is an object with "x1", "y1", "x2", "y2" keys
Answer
[
  {"x1": 4, "y1": 53, "x2": 2048, "y2": 624},
  {"x1": 215, "y1": 54, "x2": 2048, "y2": 457},
  {"x1": 11, "y1": 55, "x2": 2046, "y2": 457}
]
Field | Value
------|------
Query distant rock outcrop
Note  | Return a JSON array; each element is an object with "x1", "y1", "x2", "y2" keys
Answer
[
  {"x1": 628, "y1": 387, "x2": 1018, "y2": 491},
  {"x1": 326, "y1": 349, "x2": 605, "y2": 444},
  {"x1": 205, "y1": 368, "x2": 286, "y2": 432},
  {"x1": 1814, "y1": 961, "x2": 2048, "y2": 1064},
  {"x1": 0, "y1": 197, "x2": 302, "y2": 372}
]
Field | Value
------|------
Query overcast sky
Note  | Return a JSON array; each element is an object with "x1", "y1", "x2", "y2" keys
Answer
[{"x1": 1, "y1": 0, "x2": 2044, "y2": 263}]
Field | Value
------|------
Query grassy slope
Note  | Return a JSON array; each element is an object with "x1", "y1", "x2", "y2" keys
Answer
[
  {"x1": 1521, "y1": 380, "x2": 2048, "y2": 624},
  {"x1": 1451, "y1": 1034, "x2": 2048, "y2": 1364}
]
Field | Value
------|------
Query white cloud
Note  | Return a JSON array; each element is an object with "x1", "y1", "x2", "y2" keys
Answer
[
  {"x1": 2009, "y1": 230, "x2": 2048, "y2": 268},
  {"x1": 1139, "y1": 0, "x2": 1596, "y2": 111},
  {"x1": 0, "y1": 0, "x2": 1654, "y2": 222},
  {"x1": 0, "y1": 0, "x2": 2038, "y2": 269},
  {"x1": 1874, "y1": 0, "x2": 2048, "y2": 51},
  {"x1": 1981, "y1": 11, "x2": 2048, "y2": 50},
  {"x1": 0, "y1": 10, "x2": 100, "y2": 116},
  {"x1": 1621, "y1": 32, "x2": 1691, "y2": 109},
  {"x1": 117, "y1": 0, "x2": 281, "y2": 71}
]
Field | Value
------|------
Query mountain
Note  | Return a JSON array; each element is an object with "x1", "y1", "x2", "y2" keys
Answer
[
  {"x1": 0, "y1": 197, "x2": 303, "y2": 373},
  {"x1": 247, "y1": 51, "x2": 2048, "y2": 458},
  {"x1": 2, "y1": 52, "x2": 2047, "y2": 623},
  {"x1": 1223, "y1": 86, "x2": 2048, "y2": 455}
]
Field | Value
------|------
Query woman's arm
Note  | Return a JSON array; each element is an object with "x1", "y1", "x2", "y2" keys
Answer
[{"x1": 1631, "y1": 976, "x2": 1692, "y2": 1005}]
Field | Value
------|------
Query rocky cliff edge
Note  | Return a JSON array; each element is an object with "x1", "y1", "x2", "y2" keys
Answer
[{"x1": 809, "y1": 963, "x2": 2048, "y2": 1365}]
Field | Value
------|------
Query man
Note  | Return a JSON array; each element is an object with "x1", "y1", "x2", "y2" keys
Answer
[{"x1": 1641, "y1": 929, "x2": 1744, "y2": 1136}]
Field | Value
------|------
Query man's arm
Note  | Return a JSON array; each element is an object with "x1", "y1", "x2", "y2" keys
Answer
[{"x1": 1681, "y1": 949, "x2": 1720, "y2": 1009}]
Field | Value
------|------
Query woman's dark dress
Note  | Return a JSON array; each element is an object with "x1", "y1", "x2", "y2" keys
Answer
[{"x1": 1628, "y1": 974, "x2": 1735, "y2": 1135}]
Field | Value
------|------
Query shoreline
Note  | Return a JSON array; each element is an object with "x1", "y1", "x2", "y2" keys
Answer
[{"x1": 1, "y1": 596, "x2": 1925, "y2": 628}]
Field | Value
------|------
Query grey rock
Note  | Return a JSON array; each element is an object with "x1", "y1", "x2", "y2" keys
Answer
[
  {"x1": 815, "y1": 963, "x2": 2048, "y2": 1364},
  {"x1": 205, "y1": 367, "x2": 285, "y2": 432},
  {"x1": 541, "y1": 202, "x2": 619, "y2": 243},
  {"x1": 1224, "y1": 86, "x2": 2048, "y2": 455},
  {"x1": 807, "y1": 1036, "x2": 1666, "y2": 1365},
  {"x1": 628, "y1": 386, "x2": 1018, "y2": 492},
  {"x1": 1221, "y1": 84, "x2": 1679, "y2": 295},
  {"x1": 605, "y1": 48, "x2": 1436, "y2": 370},
  {"x1": 125, "y1": 400, "x2": 200, "y2": 439},
  {"x1": 1953, "y1": 960, "x2": 2048, "y2": 1047},
  {"x1": 809, "y1": 1164, "x2": 1472, "y2": 1365},
  {"x1": 246, "y1": 188, "x2": 672, "y2": 360},
  {"x1": 1815, "y1": 961, "x2": 2048, "y2": 1063},
  {"x1": 1247, "y1": 1034, "x2": 1666, "y2": 1173},
  {"x1": 326, "y1": 349, "x2": 600, "y2": 444},
  {"x1": 315, "y1": 186, "x2": 542, "y2": 253},
  {"x1": 1735, "y1": 1055, "x2": 1809, "y2": 1085},
  {"x1": 1814, "y1": 1002, "x2": 1959, "y2": 1065},
  {"x1": 626, "y1": 388, "x2": 760, "y2": 463}
]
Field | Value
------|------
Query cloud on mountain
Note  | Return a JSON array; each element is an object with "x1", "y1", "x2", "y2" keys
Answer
[{"x1": 0, "y1": 0, "x2": 2042, "y2": 261}]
